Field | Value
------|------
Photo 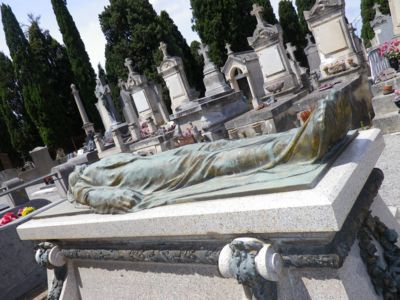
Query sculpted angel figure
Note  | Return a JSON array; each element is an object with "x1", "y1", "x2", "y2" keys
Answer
[{"x1": 68, "y1": 90, "x2": 352, "y2": 214}]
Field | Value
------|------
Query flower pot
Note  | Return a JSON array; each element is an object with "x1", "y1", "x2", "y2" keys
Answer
[{"x1": 389, "y1": 58, "x2": 399, "y2": 71}]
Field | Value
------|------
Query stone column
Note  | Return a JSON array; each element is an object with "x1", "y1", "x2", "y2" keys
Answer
[
  {"x1": 246, "y1": 75, "x2": 261, "y2": 109},
  {"x1": 71, "y1": 84, "x2": 94, "y2": 135}
]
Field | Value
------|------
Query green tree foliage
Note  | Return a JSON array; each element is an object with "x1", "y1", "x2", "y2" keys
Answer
[
  {"x1": 28, "y1": 20, "x2": 83, "y2": 151},
  {"x1": 0, "y1": 5, "x2": 53, "y2": 150},
  {"x1": 99, "y1": 0, "x2": 203, "y2": 112},
  {"x1": 190, "y1": 41, "x2": 203, "y2": 68},
  {"x1": 278, "y1": 0, "x2": 308, "y2": 67},
  {"x1": 51, "y1": 0, "x2": 100, "y2": 127},
  {"x1": 295, "y1": 0, "x2": 316, "y2": 35},
  {"x1": 361, "y1": 0, "x2": 391, "y2": 46},
  {"x1": 100, "y1": 0, "x2": 162, "y2": 86},
  {"x1": 191, "y1": 0, "x2": 257, "y2": 67},
  {"x1": 252, "y1": 0, "x2": 278, "y2": 25},
  {"x1": 0, "y1": 51, "x2": 39, "y2": 159}
]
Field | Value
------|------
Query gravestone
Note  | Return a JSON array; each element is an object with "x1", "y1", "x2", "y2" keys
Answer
[
  {"x1": 119, "y1": 79, "x2": 141, "y2": 142},
  {"x1": 370, "y1": 4, "x2": 394, "y2": 47},
  {"x1": 248, "y1": 4, "x2": 299, "y2": 96},
  {"x1": 121, "y1": 58, "x2": 169, "y2": 127},
  {"x1": 304, "y1": 34, "x2": 321, "y2": 75},
  {"x1": 198, "y1": 43, "x2": 232, "y2": 97},
  {"x1": 304, "y1": 0, "x2": 361, "y2": 79},
  {"x1": 157, "y1": 42, "x2": 198, "y2": 114},
  {"x1": 286, "y1": 42, "x2": 304, "y2": 87},
  {"x1": 389, "y1": 0, "x2": 400, "y2": 38}
]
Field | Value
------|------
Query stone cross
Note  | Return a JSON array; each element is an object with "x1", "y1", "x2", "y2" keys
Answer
[
  {"x1": 124, "y1": 58, "x2": 137, "y2": 75},
  {"x1": 306, "y1": 34, "x2": 313, "y2": 46},
  {"x1": 373, "y1": 3, "x2": 382, "y2": 17},
  {"x1": 286, "y1": 42, "x2": 297, "y2": 62},
  {"x1": 198, "y1": 43, "x2": 211, "y2": 65},
  {"x1": 251, "y1": 4, "x2": 264, "y2": 26},
  {"x1": 159, "y1": 42, "x2": 169, "y2": 60},
  {"x1": 225, "y1": 43, "x2": 233, "y2": 55}
]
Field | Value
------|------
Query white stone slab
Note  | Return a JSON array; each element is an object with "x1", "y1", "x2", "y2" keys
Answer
[
  {"x1": 259, "y1": 45, "x2": 285, "y2": 76},
  {"x1": 132, "y1": 90, "x2": 150, "y2": 113},
  {"x1": 17, "y1": 129, "x2": 384, "y2": 242},
  {"x1": 315, "y1": 19, "x2": 348, "y2": 55},
  {"x1": 165, "y1": 73, "x2": 185, "y2": 99}
]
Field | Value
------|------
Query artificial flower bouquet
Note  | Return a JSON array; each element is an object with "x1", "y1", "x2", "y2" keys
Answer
[
  {"x1": 0, "y1": 206, "x2": 36, "y2": 226},
  {"x1": 378, "y1": 40, "x2": 400, "y2": 60}
]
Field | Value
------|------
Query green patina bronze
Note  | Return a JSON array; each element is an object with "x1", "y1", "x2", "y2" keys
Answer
[{"x1": 68, "y1": 89, "x2": 353, "y2": 214}]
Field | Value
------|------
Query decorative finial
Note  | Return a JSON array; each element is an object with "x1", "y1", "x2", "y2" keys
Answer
[
  {"x1": 198, "y1": 43, "x2": 210, "y2": 65},
  {"x1": 251, "y1": 4, "x2": 264, "y2": 26},
  {"x1": 285, "y1": 42, "x2": 297, "y2": 62},
  {"x1": 159, "y1": 42, "x2": 169, "y2": 59},
  {"x1": 71, "y1": 84, "x2": 78, "y2": 93},
  {"x1": 225, "y1": 43, "x2": 233, "y2": 56},
  {"x1": 305, "y1": 34, "x2": 313, "y2": 45},
  {"x1": 373, "y1": 3, "x2": 382, "y2": 17},
  {"x1": 124, "y1": 58, "x2": 137, "y2": 75}
]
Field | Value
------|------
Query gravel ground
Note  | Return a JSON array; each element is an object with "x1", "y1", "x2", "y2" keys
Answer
[{"x1": 376, "y1": 132, "x2": 400, "y2": 209}]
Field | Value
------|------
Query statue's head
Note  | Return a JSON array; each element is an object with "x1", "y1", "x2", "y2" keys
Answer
[{"x1": 67, "y1": 165, "x2": 87, "y2": 203}]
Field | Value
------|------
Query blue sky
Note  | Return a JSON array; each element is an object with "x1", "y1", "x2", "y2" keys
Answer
[{"x1": 0, "y1": 0, "x2": 362, "y2": 70}]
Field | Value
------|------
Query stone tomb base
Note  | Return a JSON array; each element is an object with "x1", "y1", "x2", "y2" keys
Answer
[{"x1": 17, "y1": 129, "x2": 400, "y2": 299}]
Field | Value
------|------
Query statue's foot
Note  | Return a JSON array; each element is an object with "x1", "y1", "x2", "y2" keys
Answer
[{"x1": 88, "y1": 189, "x2": 142, "y2": 214}]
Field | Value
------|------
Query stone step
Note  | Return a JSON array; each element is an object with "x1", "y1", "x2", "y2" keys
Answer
[
  {"x1": 372, "y1": 93, "x2": 398, "y2": 116},
  {"x1": 373, "y1": 111, "x2": 400, "y2": 134},
  {"x1": 371, "y1": 75, "x2": 400, "y2": 97}
]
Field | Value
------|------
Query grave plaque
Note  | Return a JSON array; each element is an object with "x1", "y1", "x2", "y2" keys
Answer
[
  {"x1": 132, "y1": 90, "x2": 150, "y2": 113},
  {"x1": 315, "y1": 20, "x2": 348, "y2": 55},
  {"x1": 165, "y1": 74, "x2": 185, "y2": 98},
  {"x1": 260, "y1": 45, "x2": 285, "y2": 76}
]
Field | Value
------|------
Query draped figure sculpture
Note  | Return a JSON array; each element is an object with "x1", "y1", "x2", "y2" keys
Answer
[{"x1": 68, "y1": 90, "x2": 353, "y2": 214}]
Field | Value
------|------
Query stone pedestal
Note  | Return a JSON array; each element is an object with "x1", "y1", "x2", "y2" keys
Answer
[{"x1": 17, "y1": 129, "x2": 396, "y2": 300}]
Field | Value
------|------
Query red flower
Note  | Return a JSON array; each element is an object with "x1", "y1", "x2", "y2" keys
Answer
[{"x1": 0, "y1": 212, "x2": 18, "y2": 226}]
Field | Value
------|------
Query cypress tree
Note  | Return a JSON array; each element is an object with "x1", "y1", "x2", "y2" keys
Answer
[
  {"x1": 295, "y1": 0, "x2": 316, "y2": 35},
  {"x1": 51, "y1": 0, "x2": 100, "y2": 127},
  {"x1": 28, "y1": 19, "x2": 83, "y2": 151},
  {"x1": 252, "y1": 0, "x2": 278, "y2": 25},
  {"x1": 361, "y1": 0, "x2": 391, "y2": 46},
  {"x1": 0, "y1": 51, "x2": 39, "y2": 158},
  {"x1": 0, "y1": 5, "x2": 51, "y2": 149},
  {"x1": 191, "y1": 0, "x2": 257, "y2": 67},
  {"x1": 278, "y1": 0, "x2": 308, "y2": 67},
  {"x1": 100, "y1": 0, "x2": 162, "y2": 86}
]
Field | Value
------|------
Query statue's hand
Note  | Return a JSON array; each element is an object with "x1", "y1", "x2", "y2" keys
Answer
[{"x1": 87, "y1": 189, "x2": 142, "y2": 214}]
